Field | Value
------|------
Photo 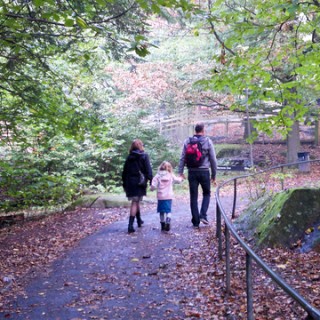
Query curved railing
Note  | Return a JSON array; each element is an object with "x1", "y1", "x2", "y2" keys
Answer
[{"x1": 215, "y1": 159, "x2": 320, "y2": 320}]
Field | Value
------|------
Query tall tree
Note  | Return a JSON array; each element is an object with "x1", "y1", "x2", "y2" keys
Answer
[
  {"x1": 197, "y1": 0, "x2": 320, "y2": 161},
  {"x1": 0, "y1": 0, "x2": 193, "y2": 144},
  {"x1": 0, "y1": 0, "x2": 195, "y2": 209}
]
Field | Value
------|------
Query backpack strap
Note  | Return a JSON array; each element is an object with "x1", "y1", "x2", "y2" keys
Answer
[
  {"x1": 197, "y1": 136, "x2": 209, "y2": 155},
  {"x1": 136, "y1": 154, "x2": 146, "y2": 173}
]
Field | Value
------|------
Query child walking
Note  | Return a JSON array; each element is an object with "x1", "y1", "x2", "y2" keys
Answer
[{"x1": 151, "y1": 161, "x2": 183, "y2": 231}]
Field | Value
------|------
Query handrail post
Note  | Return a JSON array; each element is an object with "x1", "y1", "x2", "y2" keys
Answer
[
  {"x1": 232, "y1": 178, "x2": 237, "y2": 219},
  {"x1": 215, "y1": 160, "x2": 320, "y2": 319},
  {"x1": 246, "y1": 253, "x2": 254, "y2": 320},
  {"x1": 225, "y1": 224, "x2": 231, "y2": 295},
  {"x1": 216, "y1": 202, "x2": 223, "y2": 260}
]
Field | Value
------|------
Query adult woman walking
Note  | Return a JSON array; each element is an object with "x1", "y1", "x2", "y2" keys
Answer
[{"x1": 122, "y1": 139, "x2": 153, "y2": 233}]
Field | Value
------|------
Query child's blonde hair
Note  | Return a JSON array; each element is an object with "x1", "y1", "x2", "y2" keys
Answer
[{"x1": 158, "y1": 161, "x2": 173, "y2": 173}]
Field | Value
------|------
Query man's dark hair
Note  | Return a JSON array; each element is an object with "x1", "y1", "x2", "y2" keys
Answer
[{"x1": 195, "y1": 122, "x2": 204, "y2": 133}]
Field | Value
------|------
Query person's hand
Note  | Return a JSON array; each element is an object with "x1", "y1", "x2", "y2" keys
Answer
[
  {"x1": 179, "y1": 173, "x2": 186, "y2": 180},
  {"x1": 211, "y1": 178, "x2": 217, "y2": 186}
]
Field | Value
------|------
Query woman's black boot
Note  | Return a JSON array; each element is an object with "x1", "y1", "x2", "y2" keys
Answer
[
  {"x1": 128, "y1": 216, "x2": 135, "y2": 233},
  {"x1": 136, "y1": 211, "x2": 144, "y2": 227}
]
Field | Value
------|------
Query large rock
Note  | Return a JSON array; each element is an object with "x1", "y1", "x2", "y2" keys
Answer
[
  {"x1": 68, "y1": 194, "x2": 131, "y2": 210},
  {"x1": 234, "y1": 188, "x2": 320, "y2": 252}
]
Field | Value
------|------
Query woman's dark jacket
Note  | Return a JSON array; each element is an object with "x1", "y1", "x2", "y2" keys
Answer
[{"x1": 122, "y1": 150, "x2": 153, "y2": 197}]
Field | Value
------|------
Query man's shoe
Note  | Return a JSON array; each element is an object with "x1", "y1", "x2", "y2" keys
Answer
[
  {"x1": 165, "y1": 223, "x2": 170, "y2": 231},
  {"x1": 200, "y1": 218, "x2": 209, "y2": 225}
]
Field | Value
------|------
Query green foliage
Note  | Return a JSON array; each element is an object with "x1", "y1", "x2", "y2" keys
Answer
[
  {"x1": 243, "y1": 172, "x2": 272, "y2": 202},
  {"x1": 0, "y1": 0, "x2": 194, "y2": 143},
  {"x1": 0, "y1": 156, "x2": 79, "y2": 211},
  {"x1": 271, "y1": 172, "x2": 294, "y2": 190},
  {"x1": 0, "y1": 108, "x2": 177, "y2": 210},
  {"x1": 0, "y1": 0, "x2": 194, "y2": 211},
  {"x1": 0, "y1": 134, "x2": 90, "y2": 211},
  {"x1": 197, "y1": 0, "x2": 320, "y2": 136}
]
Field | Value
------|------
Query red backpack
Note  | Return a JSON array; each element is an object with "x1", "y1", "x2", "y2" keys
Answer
[{"x1": 185, "y1": 137, "x2": 206, "y2": 168}]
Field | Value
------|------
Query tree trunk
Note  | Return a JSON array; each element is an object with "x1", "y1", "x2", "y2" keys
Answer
[
  {"x1": 243, "y1": 119, "x2": 255, "y2": 140},
  {"x1": 286, "y1": 120, "x2": 300, "y2": 163},
  {"x1": 315, "y1": 118, "x2": 320, "y2": 146}
]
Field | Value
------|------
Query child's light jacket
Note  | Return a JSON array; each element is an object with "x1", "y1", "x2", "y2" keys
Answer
[{"x1": 151, "y1": 170, "x2": 182, "y2": 200}]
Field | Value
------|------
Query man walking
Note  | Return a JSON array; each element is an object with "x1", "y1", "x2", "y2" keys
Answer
[{"x1": 178, "y1": 122, "x2": 217, "y2": 228}]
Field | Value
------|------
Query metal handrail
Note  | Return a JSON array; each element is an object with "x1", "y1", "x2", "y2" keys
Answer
[{"x1": 215, "y1": 159, "x2": 320, "y2": 320}]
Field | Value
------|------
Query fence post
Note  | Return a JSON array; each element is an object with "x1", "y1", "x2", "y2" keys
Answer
[
  {"x1": 232, "y1": 179, "x2": 237, "y2": 219},
  {"x1": 216, "y1": 203, "x2": 223, "y2": 260},
  {"x1": 216, "y1": 162, "x2": 320, "y2": 319},
  {"x1": 225, "y1": 225, "x2": 231, "y2": 295},
  {"x1": 281, "y1": 166, "x2": 284, "y2": 190},
  {"x1": 246, "y1": 253, "x2": 254, "y2": 320}
]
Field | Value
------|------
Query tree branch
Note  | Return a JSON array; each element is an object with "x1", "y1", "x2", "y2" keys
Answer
[
  {"x1": 207, "y1": 19, "x2": 236, "y2": 56},
  {"x1": 4, "y1": 13, "x2": 66, "y2": 26},
  {"x1": 5, "y1": 2, "x2": 139, "y2": 29},
  {"x1": 313, "y1": 0, "x2": 320, "y2": 6},
  {"x1": 266, "y1": 21, "x2": 287, "y2": 61}
]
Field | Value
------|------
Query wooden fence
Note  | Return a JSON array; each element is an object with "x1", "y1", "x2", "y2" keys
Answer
[{"x1": 156, "y1": 108, "x2": 316, "y2": 145}]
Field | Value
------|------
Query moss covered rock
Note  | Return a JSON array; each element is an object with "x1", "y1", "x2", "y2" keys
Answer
[{"x1": 234, "y1": 188, "x2": 320, "y2": 252}]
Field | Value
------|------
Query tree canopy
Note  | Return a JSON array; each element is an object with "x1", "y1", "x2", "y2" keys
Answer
[
  {"x1": 0, "y1": 0, "x2": 192, "y2": 143},
  {"x1": 0, "y1": 0, "x2": 194, "y2": 210},
  {"x1": 1, "y1": 0, "x2": 320, "y2": 210},
  {"x1": 197, "y1": 0, "x2": 320, "y2": 136}
]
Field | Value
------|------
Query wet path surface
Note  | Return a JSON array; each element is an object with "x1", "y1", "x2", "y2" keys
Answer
[{"x1": 1, "y1": 199, "x2": 217, "y2": 320}]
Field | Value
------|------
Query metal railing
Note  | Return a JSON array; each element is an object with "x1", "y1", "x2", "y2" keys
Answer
[{"x1": 215, "y1": 159, "x2": 320, "y2": 320}]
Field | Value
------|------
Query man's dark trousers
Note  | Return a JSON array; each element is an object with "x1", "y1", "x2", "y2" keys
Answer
[{"x1": 188, "y1": 170, "x2": 211, "y2": 226}]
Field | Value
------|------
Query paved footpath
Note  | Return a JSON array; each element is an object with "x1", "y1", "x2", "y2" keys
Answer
[{"x1": 0, "y1": 198, "x2": 217, "y2": 320}]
